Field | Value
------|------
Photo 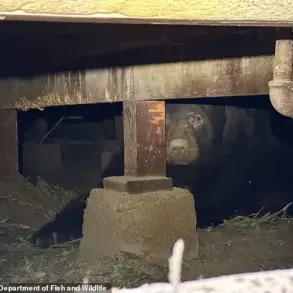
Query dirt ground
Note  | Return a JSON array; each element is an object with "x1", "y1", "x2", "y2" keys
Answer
[{"x1": 0, "y1": 176, "x2": 293, "y2": 287}]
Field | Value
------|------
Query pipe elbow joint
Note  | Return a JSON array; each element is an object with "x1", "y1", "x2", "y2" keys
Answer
[{"x1": 269, "y1": 79, "x2": 293, "y2": 118}]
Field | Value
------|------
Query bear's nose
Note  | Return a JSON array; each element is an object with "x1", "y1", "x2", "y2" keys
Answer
[{"x1": 169, "y1": 139, "x2": 189, "y2": 153}]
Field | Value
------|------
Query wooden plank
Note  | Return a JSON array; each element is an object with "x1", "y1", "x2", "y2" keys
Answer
[
  {"x1": 0, "y1": 110, "x2": 18, "y2": 177},
  {"x1": 0, "y1": 29, "x2": 278, "y2": 109},
  {"x1": 0, "y1": 55, "x2": 274, "y2": 109},
  {"x1": 0, "y1": 0, "x2": 293, "y2": 26},
  {"x1": 128, "y1": 56, "x2": 273, "y2": 101},
  {"x1": 123, "y1": 101, "x2": 166, "y2": 176}
]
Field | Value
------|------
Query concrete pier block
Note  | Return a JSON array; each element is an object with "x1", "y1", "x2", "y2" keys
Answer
[{"x1": 78, "y1": 187, "x2": 198, "y2": 263}]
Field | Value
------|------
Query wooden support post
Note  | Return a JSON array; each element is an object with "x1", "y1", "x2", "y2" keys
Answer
[
  {"x1": 0, "y1": 110, "x2": 18, "y2": 177},
  {"x1": 103, "y1": 101, "x2": 173, "y2": 193},
  {"x1": 123, "y1": 101, "x2": 166, "y2": 176}
]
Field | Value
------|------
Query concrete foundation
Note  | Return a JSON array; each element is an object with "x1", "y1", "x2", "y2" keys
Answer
[{"x1": 78, "y1": 187, "x2": 199, "y2": 263}]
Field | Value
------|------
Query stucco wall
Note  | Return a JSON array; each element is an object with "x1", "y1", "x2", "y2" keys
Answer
[{"x1": 0, "y1": 0, "x2": 293, "y2": 25}]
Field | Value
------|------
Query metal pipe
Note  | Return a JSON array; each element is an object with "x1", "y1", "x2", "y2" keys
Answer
[{"x1": 269, "y1": 37, "x2": 293, "y2": 117}]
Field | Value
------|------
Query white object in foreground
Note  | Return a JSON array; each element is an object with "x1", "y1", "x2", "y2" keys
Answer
[{"x1": 111, "y1": 239, "x2": 293, "y2": 293}]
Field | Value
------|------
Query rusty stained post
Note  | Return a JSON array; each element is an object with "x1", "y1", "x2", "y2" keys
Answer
[
  {"x1": 103, "y1": 100, "x2": 173, "y2": 193},
  {"x1": 0, "y1": 109, "x2": 18, "y2": 177},
  {"x1": 123, "y1": 100, "x2": 166, "y2": 176}
]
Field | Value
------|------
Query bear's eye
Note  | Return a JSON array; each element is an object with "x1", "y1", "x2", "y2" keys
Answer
[{"x1": 189, "y1": 115, "x2": 202, "y2": 127}]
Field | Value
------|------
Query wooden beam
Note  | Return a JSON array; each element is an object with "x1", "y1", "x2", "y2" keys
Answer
[
  {"x1": 0, "y1": 71, "x2": 87, "y2": 110},
  {"x1": 0, "y1": 55, "x2": 274, "y2": 110},
  {"x1": 0, "y1": 0, "x2": 293, "y2": 26},
  {"x1": 0, "y1": 110, "x2": 18, "y2": 177},
  {"x1": 123, "y1": 101, "x2": 166, "y2": 177},
  {"x1": 0, "y1": 29, "x2": 281, "y2": 109}
]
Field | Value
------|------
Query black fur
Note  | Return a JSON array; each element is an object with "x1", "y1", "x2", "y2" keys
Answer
[{"x1": 30, "y1": 198, "x2": 86, "y2": 248}]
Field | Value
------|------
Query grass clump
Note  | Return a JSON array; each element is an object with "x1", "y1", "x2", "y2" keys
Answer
[{"x1": 220, "y1": 202, "x2": 292, "y2": 229}]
